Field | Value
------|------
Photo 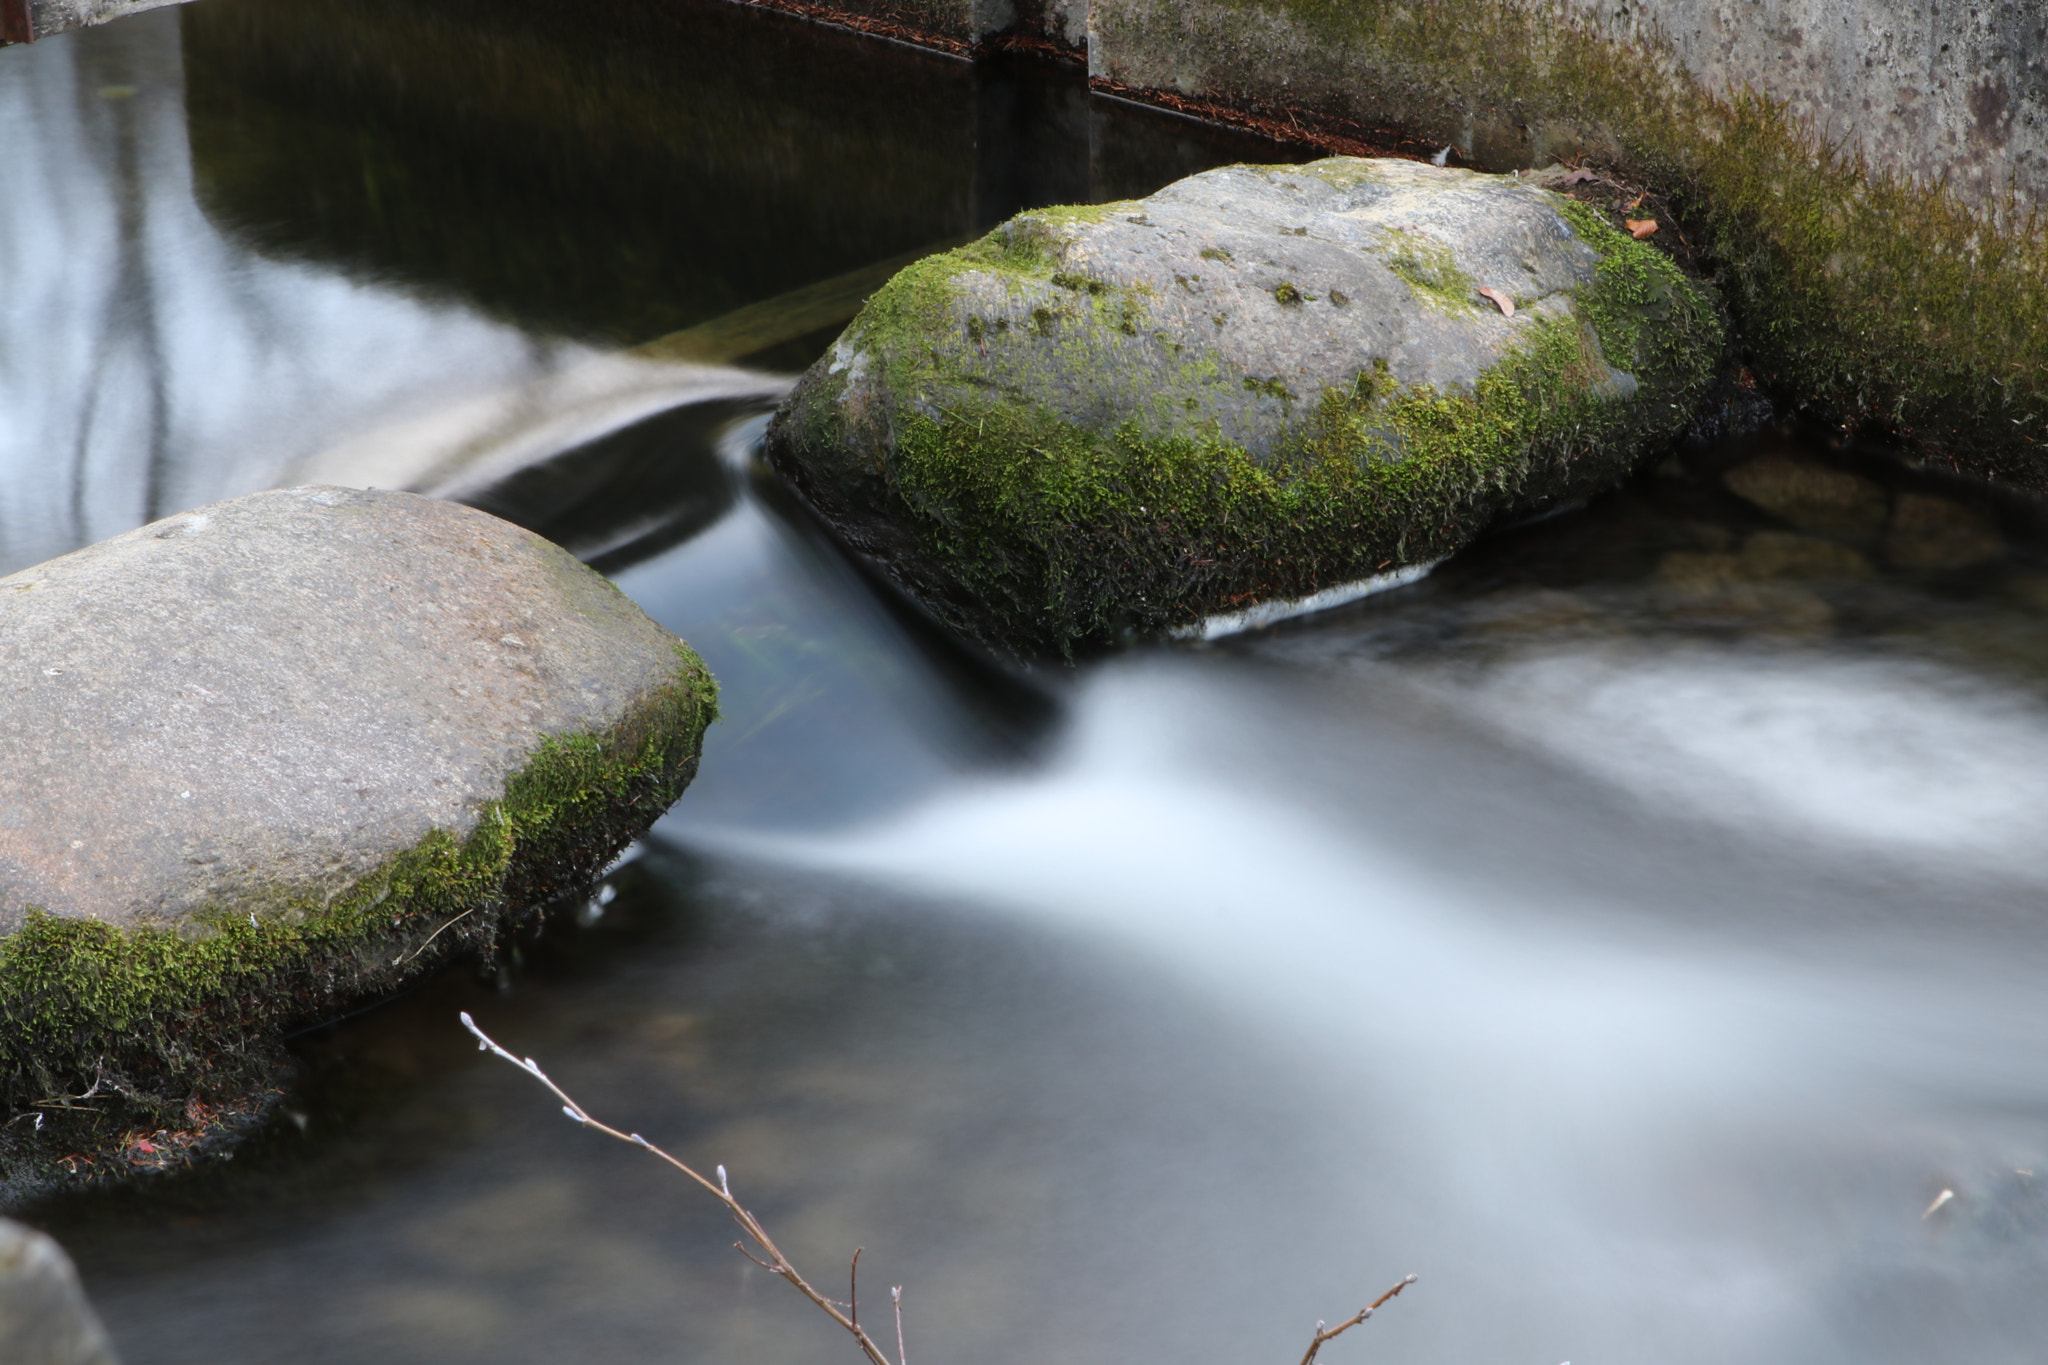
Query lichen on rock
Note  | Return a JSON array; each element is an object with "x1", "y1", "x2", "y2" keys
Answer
[{"x1": 767, "y1": 157, "x2": 1723, "y2": 657}]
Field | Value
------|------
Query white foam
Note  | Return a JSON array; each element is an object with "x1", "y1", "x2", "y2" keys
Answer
[{"x1": 1174, "y1": 560, "x2": 1439, "y2": 640}]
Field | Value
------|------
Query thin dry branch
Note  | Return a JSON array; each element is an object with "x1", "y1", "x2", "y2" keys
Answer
[
  {"x1": 1298, "y1": 1274, "x2": 1418, "y2": 1365},
  {"x1": 466, "y1": 1010, "x2": 1417, "y2": 1365},
  {"x1": 460, "y1": 1011, "x2": 904, "y2": 1365}
]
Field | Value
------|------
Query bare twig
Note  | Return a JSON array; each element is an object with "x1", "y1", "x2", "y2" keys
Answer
[
  {"x1": 392, "y1": 905, "x2": 482, "y2": 965},
  {"x1": 460, "y1": 1011, "x2": 902, "y2": 1365},
  {"x1": 1298, "y1": 1274, "x2": 1418, "y2": 1365},
  {"x1": 467, "y1": 1009, "x2": 1420, "y2": 1365}
]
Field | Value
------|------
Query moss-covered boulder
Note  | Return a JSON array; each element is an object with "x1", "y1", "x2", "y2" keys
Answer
[
  {"x1": 0, "y1": 488, "x2": 715, "y2": 1192},
  {"x1": 767, "y1": 156, "x2": 1722, "y2": 656}
]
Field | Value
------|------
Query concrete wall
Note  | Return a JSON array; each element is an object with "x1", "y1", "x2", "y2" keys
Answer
[
  {"x1": 1081, "y1": 0, "x2": 2047, "y2": 212},
  {"x1": 1557, "y1": 0, "x2": 2046, "y2": 210},
  {"x1": 718, "y1": 0, "x2": 2046, "y2": 213},
  {"x1": 7, "y1": 0, "x2": 191, "y2": 43}
]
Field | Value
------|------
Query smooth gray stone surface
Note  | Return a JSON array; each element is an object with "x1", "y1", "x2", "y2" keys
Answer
[
  {"x1": 0, "y1": 1219, "x2": 118, "y2": 1365},
  {"x1": 922, "y1": 157, "x2": 1629, "y2": 456},
  {"x1": 0, "y1": 486, "x2": 688, "y2": 931}
]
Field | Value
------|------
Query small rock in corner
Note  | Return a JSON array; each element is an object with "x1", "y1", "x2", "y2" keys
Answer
[{"x1": 0, "y1": 1219, "x2": 120, "y2": 1365}]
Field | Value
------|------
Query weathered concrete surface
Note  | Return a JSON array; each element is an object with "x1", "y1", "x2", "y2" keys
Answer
[
  {"x1": 4, "y1": 0, "x2": 190, "y2": 45},
  {"x1": 0, "y1": 1220, "x2": 118, "y2": 1365},
  {"x1": 1558, "y1": 0, "x2": 2046, "y2": 213},
  {"x1": 1087, "y1": 0, "x2": 2048, "y2": 213},
  {"x1": 769, "y1": 157, "x2": 1720, "y2": 656},
  {"x1": 0, "y1": 487, "x2": 715, "y2": 1187},
  {"x1": 712, "y1": 0, "x2": 2046, "y2": 215}
]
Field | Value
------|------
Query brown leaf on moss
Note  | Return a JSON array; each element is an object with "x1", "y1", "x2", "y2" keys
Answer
[
  {"x1": 1627, "y1": 218, "x2": 1660, "y2": 239},
  {"x1": 1477, "y1": 286, "x2": 1516, "y2": 316},
  {"x1": 1559, "y1": 166, "x2": 1598, "y2": 186}
]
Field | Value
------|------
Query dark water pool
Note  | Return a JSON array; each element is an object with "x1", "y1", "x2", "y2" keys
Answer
[{"x1": 9, "y1": 6, "x2": 2048, "y2": 1364}]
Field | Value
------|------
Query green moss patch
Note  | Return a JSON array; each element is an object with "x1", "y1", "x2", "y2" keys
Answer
[
  {"x1": 0, "y1": 648, "x2": 715, "y2": 1188},
  {"x1": 1379, "y1": 227, "x2": 1475, "y2": 312}
]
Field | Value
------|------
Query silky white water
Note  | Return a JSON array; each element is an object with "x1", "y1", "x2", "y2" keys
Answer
[{"x1": 678, "y1": 646, "x2": 2048, "y2": 1365}]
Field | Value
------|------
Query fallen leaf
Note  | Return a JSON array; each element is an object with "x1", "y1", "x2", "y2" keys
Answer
[
  {"x1": 1477, "y1": 286, "x2": 1516, "y2": 317},
  {"x1": 132, "y1": 1139, "x2": 157, "y2": 1154},
  {"x1": 1559, "y1": 167, "x2": 1598, "y2": 186},
  {"x1": 1626, "y1": 218, "x2": 1660, "y2": 239}
]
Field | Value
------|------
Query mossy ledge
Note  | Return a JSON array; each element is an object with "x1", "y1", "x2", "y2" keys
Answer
[
  {"x1": 1087, "y1": 0, "x2": 2048, "y2": 485},
  {"x1": 0, "y1": 647, "x2": 714, "y2": 1198},
  {"x1": 768, "y1": 177, "x2": 1720, "y2": 658}
]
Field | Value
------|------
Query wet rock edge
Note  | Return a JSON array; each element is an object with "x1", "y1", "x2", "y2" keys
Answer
[{"x1": 0, "y1": 649, "x2": 717, "y2": 1208}]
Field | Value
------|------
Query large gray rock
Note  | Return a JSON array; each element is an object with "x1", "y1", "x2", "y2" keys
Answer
[
  {"x1": 0, "y1": 488, "x2": 715, "y2": 1186},
  {"x1": 768, "y1": 157, "x2": 1721, "y2": 656},
  {"x1": 0, "y1": 1220, "x2": 118, "y2": 1365}
]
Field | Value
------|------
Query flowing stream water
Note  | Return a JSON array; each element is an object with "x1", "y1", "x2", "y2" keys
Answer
[{"x1": 9, "y1": 5, "x2": 2048, "y2": 1363}]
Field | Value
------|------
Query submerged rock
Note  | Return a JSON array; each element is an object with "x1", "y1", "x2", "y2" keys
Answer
[
  {"x1": 0, "y1": 488, "x2": 715, "y2": 1189},
  {"x1": 1722, "y1": 454, "x2": 1888, "y2": 544},
  {"x1": 768, "y1": 156, "x2": 1722, "y2": 656},
  {"x1": 1882, "y1": 492, "x2": 2004, "y2": 572},
  {"x1": 0, "y1": 1220, "x2": 118, "y2": 1365}
]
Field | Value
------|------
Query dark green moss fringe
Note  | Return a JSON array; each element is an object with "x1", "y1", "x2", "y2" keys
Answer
[{"x1": 0, "y1": 647, "x2": 715, "y2": 1181}]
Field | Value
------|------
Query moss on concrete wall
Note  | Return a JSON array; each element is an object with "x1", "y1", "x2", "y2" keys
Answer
[{"x1": 1086, "y1": 0, "x2": 2048, "y2": 487}]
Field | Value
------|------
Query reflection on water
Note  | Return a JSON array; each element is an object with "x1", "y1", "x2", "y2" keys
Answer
[
  {"x1": 179, "y1": 0, "x2": 1288, "y2": 350},
  {"x1": 0, "y1": 0, "x2": 1282, "y2": 578},
  {"x1": 0, "y1": 9, "x2": 590, "y2": 573},
  {"x1": 10, "y1": 7, "x2": 2048, "y2": 1365}
]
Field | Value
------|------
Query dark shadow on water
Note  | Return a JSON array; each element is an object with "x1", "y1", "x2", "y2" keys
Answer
[
  {"x1": 182, "y1": 0, "x2": 1307, "y2": 350},
  {"x1": 459, "y1": 400, "x2": 753, "y2": 574}
]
